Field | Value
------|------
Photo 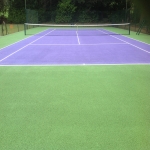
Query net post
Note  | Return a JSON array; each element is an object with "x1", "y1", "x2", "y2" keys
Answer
[
  {"x1": 0, "y1": 23, "x2": 2, "y2": 36},
  {"x1": 2, "y1": 21, "x2": 8, "y2": 36},
  {"x1": 24, "y1": 23, "x2": 26, "y2": 35},
  {"x1": 129, "y1": 23, "x2": 130, "y2": 35},
  {"x1": 2, "y1": 23, "x2": 4, "y2": 36},
  {"x1": 5, "y1": 23, "x2": 8, "y2": 35}
]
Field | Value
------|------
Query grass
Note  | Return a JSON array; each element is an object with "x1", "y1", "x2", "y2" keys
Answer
[{"x1": 0, "y1": 66, "x2": 150, "y2": 150}]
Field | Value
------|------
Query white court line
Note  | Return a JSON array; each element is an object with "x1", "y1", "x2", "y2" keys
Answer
[
  {"x1": 76, "y1": 31, "x2": 80, "y2": 45},
  {"x1": 123, "y1": 35, "x2": 150, "y2": 46},
  {"x1": 30, "y1": 43, "x2": 127, "y2": 46},
  {"x1": 0, "y1": 29, "x2": 55, "y2": 62},
  {"x1": 98, "y1": 30, "x2": 150, "y2": 54},
  {"x1": 0, "y1": 63, "x2": 150, "y2": 67},
  {"x1": 0, "y1": 28, "x2": 52, "y2": 51},
  {"x1": 114, "y1": 31, "x2": 150, "y2": 46}
]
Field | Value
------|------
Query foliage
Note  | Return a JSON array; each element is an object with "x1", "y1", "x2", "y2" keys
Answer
[
  {"x1": 0, "y1": 0, "x2": 9, "y2": 23},
  {"x1": 8, "y1": 8, "x2": 25, "y2": 23},
  {"x1": 26, "y1": 9, "x2": 38, "y2": 23},
  {"x1": 130, "y1": 0, "x2": 150, "y2": 23},
  {"x1": 1, "y1": 0, "x2": 150, "y2": 24},
  {"x1": 0, "y1": 0, "x2": 8, "y2": 14},
  {"x1": 55, "y1": 0, "x2": 76, "y2": 23},
  {"x1": 77, "y1": 11, "x2": 99, "y2": 23},
  {"x1": 108, "y1": 10, "x2": 127, "y2": 23}
]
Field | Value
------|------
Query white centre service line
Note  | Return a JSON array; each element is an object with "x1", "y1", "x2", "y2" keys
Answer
[
  {"x1": 0, "y1": 29, "x2": 56, "y2": 62},
  {"x1": 98, "y1": 30, "x2": 150, "y2": 54},
  {"x1": 76, "y1": 31, "x2": 80, "y2": 45}
]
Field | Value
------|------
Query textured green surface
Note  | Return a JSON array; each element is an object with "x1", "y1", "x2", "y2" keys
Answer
[{"x1": 0, "y1": 66, "x2": 150, "y2": 150}]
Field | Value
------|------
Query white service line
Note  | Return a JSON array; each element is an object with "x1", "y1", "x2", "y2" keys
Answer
[
  {"x1": 30, "y1": 43, "x2": 127, "y2": 46},
  {"x1": 98, "y1": 30, "x2": 150, "y2": 54},
  {"x1": 76, "y1": 31, "x2": 80, "y2": 45},
  {"x1": 0, "y1": 29, "x2": 55, "y2": 62}
]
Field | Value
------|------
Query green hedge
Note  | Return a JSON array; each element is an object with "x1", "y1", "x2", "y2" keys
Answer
[{"x1": 8, "y1": 8, "x2": 25, "y2": 23}]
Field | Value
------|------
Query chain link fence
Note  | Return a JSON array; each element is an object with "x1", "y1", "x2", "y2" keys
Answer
[{"x1": 0, "y1": 8, "x2": 149, "y2": 36}]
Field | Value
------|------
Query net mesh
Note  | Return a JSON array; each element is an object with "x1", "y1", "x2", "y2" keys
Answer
[{"x1": 24, "y1": 23, "x2": 130, "y2": 36}]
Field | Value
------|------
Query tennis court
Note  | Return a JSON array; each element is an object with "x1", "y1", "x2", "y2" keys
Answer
[
  {"x1": 0, "y1": 24, "x2": 150, "y2": 150},
  {"x1": 0, "y1": 23, "x2": 150, "y2": 65}
]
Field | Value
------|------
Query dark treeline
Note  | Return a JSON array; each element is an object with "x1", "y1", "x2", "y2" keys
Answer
[
  {"x1": 10, "y1": 0, "x2": 128, "y2": 11},
  {"x1": 11, "y1": 0, "x2": 132, "y2": 23},
  {"x1": 0, "y1": 0, "x2": 150, "y2": 24}
]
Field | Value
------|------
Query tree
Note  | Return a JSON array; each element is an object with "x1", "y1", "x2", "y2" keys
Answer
[
  {"x1": 55, "y1": 0, "x2": 76, "y2": 23},
  {"x1": 0, "y1": 0, "x2": 9, "y2": 23},
  {"x1": 130, "y1": 0, "x2": 150, "y2": 23},
  {"x1": 7, "y1": 0, "x2": 25, "y2": 23},
  {"x1": 0, "y1": 0, "x2": 9, "y2": 14}
]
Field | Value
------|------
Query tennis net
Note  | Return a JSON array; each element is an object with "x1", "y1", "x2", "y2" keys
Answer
[{"x1": 24, "y1": 23, "x2": 131, "y2": 36}]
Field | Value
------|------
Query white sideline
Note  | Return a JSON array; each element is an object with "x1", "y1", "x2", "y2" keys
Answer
[
  {"x1": 0, "y1": 28, "x2": 52, "y2": 51},
  {"x1": 0, "y1": 29, "x2": 55, "y2": 62},
  {"x1": 98, "y1": 30, "x2": 150, "y2": 54}
]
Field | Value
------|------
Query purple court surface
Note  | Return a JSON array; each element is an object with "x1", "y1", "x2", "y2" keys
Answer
[{"x1": 0, "y1": 29, "x2": 150, "y2": 66}]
